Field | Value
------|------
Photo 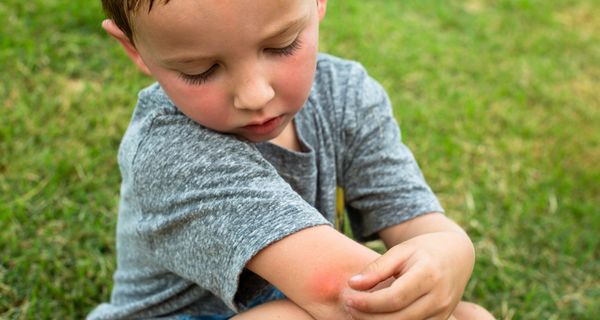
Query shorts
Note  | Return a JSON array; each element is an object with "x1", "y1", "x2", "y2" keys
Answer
[{"x1": 178, "y1": 286, "x2": 286, "y2": 320}]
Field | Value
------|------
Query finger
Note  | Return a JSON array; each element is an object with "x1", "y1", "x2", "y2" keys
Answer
[
  {"x1": 348, "y1": 245, "x2": 412, "y2": 291},
  {"x1": 348, "y1": 293, "x2": 444, "y2": 320},
  {"x1": 345, "y1": 286, "x2": 425, "y2": 314},
  {"x1": 345, "y1": 262, "x2": 436, "y2": 313}
]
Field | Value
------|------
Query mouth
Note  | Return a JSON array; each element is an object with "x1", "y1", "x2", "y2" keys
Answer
[
  {"x1": 241, "y1": 115, "x2": 284, "y2": 135},
  {"x1": 243, "y1": 115, "x2": 282, "y2": 127}
]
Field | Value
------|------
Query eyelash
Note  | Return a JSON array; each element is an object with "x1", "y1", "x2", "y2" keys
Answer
[
  {"x1": 178, "y1": 38, "x2": 303, "y2": 86},
  {"x1": 178, "y1": 64, "x2": 219, "y2": 85},
  {"x1": 267, "y1": 37, "x2": 303, "y2": 56}
]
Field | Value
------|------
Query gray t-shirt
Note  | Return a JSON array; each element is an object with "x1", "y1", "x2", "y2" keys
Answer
[{"x1": 87, "y1": 54, "x2": 443, "y2": 319}]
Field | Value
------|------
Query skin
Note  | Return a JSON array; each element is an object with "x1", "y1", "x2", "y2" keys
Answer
[
  {"x1": 103, "y1": 0, "x2": 495, "y2": 318},
  {"x1": 104, "y1": 0, "x2": 324, "y2": 148},
  {"x1": 344, "y1": 213, "x2": 491, "y2": 319},
  {"x1": 309, "y1": 267, "x2": 351, "y2": 302}
]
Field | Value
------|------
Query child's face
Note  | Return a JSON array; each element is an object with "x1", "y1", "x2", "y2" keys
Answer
[{"x1": 109, "y1": 0, "x2": 327, "y2": 143}]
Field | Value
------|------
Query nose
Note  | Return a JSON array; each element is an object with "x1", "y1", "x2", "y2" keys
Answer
[{"x1": 233, "y1": 67, "x2": 275, "y2": 111}]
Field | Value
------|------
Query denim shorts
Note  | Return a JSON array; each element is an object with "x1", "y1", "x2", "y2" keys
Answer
[{"x1": 178, "y1": 287, "x2": 286, "y2": 320}]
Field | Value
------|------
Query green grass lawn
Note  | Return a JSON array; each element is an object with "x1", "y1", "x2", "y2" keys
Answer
[{"x1": 1, "y1": 0, "x2": 598, "y2": 318}]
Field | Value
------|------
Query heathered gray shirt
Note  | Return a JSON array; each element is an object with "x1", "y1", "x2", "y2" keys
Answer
[{"x1": 88, "y1": 54, "x2": 443, "y2": 319}]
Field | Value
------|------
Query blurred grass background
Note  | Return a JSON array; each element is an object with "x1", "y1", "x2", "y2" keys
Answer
[{"x1": 1, "y1": 0, "x2": 598, "y2": 319}]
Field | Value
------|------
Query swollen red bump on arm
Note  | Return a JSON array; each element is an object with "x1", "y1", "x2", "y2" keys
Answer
[
  {"x1": 307, "y1": 267, "x2": 350, "y2": 302},
  {"x1": 246, "y1": 225, "x2": 381, "y2": 318}
]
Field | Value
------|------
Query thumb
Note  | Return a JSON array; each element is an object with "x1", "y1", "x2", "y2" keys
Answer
[{"x1": 347, "y1": 245, "x2": 409, "y2": 291}]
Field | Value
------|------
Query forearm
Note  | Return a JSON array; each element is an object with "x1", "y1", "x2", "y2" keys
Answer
[
  {"x1": 378, "y1": 212, "x2": 470, "y2": 248},
  {"x1": 246, "y1": 225, "x2": 381, "y2": 320}
]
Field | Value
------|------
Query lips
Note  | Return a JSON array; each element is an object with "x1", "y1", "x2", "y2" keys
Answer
[
  {"x1": 242, "y1": 115, "x2": 284, "y2": 136},
  {"x1": 245, "y1": 116, "x2": 279, "y2": 127}
]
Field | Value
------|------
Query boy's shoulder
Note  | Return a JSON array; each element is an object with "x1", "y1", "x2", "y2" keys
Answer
[
  {"x1": 312, "y1": 53, "x2": 386, "y2": 112},
  {"x1": 118, "y1": 83, "x2": 253, "y2": 177},
  {"x1": 313, "y1": 53, "x2": 377, "y2": 98},
  {"x1": 316, "y1": 52, "x2": 358, "y2": 67},
  {"x1": 136, "y1": 82, "x2": 175, "y2": 116},
  {"x1": 315, "y1": 53, "x2": 367, "y2": 79}
]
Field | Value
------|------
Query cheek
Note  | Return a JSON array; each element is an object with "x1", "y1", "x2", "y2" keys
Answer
[
  {"x1": 158, "y1": 77, "x2": 231, "y2": 129},
  {"x1": 274, "y1": 45, "x2": 318, "y2": 107}
]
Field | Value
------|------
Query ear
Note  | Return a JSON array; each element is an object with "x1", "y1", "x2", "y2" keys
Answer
[
  {"x1": 102, "y1": 19, "x2": 152, "y2": 75},
  {"x1": 317, "y1": 0, "x2": 327, "y2": 21}
]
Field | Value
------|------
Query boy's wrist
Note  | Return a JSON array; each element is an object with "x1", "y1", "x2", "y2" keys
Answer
[
  {"x1": 378, "y1": 212, "x2": 471, "y2": 248},
  {"x1": 414, "y1": 231, "x2": 476, "y2": 282}
]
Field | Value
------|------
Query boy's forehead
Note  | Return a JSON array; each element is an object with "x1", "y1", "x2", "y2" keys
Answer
[
  {"x1": 133, "y1": 0, "x2": 312, "y2": 38},
  {"x1": 132, "y1": 0, "x2": 314, "y2": 60}
]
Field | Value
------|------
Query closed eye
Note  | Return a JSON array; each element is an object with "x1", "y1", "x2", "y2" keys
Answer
[
  {"x1": 267, "y1": 38, "x2": 303, "y2": 57},
  {"x1": 179, "y1": 64, "x2": 219, "y2": 85}
]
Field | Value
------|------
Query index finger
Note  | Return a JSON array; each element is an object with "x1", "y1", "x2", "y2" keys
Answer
[
  {"x1": 348, "y1": 244, "x2": 412, "y2": 291},
  {"x1": 344, "y1": 266, "x2": 434, "y2": 313}
]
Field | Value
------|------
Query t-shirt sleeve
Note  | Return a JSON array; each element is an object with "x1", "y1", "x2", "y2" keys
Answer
[
  {"x1": 130, "y1": 115, "x2": 330, "y2": 312},
  {"x1": 339, "y1": 65, "x2": 444, "y2": 241}
]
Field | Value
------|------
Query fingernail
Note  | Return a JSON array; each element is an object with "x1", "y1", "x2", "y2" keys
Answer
[{"x1": 349, "y1": 274, "x2": 364, "y2": 282}]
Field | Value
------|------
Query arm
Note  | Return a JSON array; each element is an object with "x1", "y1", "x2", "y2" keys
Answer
[
  {"x1": 379, "y1": 211, "x2": 476, "y2": 300},
  {"x1": 378, "y1": 212, "x2": 473, "y2": 249},
  {"x1": 343, "y1": 212, "x2": 475, "y2": 319},
  {"x1": 246, "y1": 225, "x2": 381, "y2": 319}
]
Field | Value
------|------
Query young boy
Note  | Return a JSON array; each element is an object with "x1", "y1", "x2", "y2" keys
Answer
[{"x1": 89, "y1": 0, "x2": 494, "y2": 319}]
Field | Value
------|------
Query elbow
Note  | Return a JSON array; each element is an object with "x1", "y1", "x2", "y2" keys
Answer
[{"x1": 301, "y1": 268, "x2": 356, "y2": 319}]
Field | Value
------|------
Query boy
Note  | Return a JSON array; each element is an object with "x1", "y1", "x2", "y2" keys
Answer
[{"x1": 89, "y1": 0, "x2": 494, "y2": 319}]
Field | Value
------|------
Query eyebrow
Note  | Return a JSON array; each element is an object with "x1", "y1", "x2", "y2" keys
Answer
[
  {"x1": 163, "y1": 55, "x2": 211, "y2": 66},
  {"x1": 162, "y1": 15, "x2": 309, "y2": 65},
  {"x1": 264, "y1": 15, "x2": 308, "y2": 42}
]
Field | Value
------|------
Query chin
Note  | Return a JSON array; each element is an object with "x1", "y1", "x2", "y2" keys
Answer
[{"x1": 245, "y1": 130, "x2": 286, "y2": 144}]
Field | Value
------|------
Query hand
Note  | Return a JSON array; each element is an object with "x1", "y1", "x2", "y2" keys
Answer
[{"x1": 342, "y1": 232, "x2": 475, "y2": 319}]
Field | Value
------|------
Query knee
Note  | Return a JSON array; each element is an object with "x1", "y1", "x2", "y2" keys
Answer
[
  {"x1": 232, "y1": 299, "x2": 313, "y2": 320},
  {"x1": 452, "y1": 301, "x2": 495, "y2": 320}
]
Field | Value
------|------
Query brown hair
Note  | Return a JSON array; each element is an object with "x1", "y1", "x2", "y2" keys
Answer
[{"x1": 101, "y1": 0, "x2": 171, "y2": 42}]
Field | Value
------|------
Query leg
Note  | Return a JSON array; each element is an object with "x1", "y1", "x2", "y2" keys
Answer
[
  {"x1": 451, "y1": 301, "x2": 495, "y2": 320},
  {"x1": 232, "y1": 299, "x2": 314, "y2": 320}
]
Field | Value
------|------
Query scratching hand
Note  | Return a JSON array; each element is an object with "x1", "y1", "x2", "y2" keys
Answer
[{"x1": 342, "y1": 232, "x2": 474, "y2": 319}]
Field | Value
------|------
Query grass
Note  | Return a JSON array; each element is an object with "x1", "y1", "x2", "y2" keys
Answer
[{"x1": 1, "y1": 0, "x2": 598, "y2": 318}]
